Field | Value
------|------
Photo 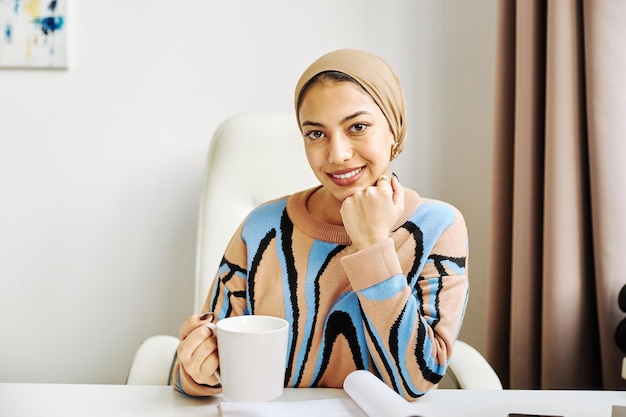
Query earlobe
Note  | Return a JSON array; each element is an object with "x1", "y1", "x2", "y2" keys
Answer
[{"x1": 390, "y1": 141, "x2": 399, "y2": 160}]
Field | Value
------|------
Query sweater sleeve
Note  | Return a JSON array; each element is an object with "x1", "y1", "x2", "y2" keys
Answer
[
  {"x1": 340, "y1": 203, "x2": 469, "y2": 400},
  {"x1": 172, "y1": 224, "x2": 249, "y2": 396}
]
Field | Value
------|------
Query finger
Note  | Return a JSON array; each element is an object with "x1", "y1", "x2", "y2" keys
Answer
[
  {"x1": 180, "y1": 312, "x2": 214, "y2": 340},
  {"x1": 177, "y1": 326, "x2": 217, "y2": 380},
  {"x1": 376, "y1": 175, "x2": 393, "y2": 194},
  {"x1": 193, "y1": 332, "x2": 218, "y2": 364},
  {"x1": 389, "y1": 173, "x2": 399, "y2": 192},
  {"x1": 190, "y1": 336, "x2": 218, "y2": 383},
  {"x1": 390, "y1": 174, "x2": 405, "y2": 206},
  {"x1": 199, "y1": 350, "x2": 220, "y2": 384},
  {"x1": 377, "y1": 174, "x2": 391, "y2": 186},
  {"x1": 178, "y1": 325, "x2": 213, "y2": 361}
]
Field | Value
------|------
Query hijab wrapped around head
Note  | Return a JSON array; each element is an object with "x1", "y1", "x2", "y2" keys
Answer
[{"x1": 294, "y1": 49, "x2": 407, "y2": 157}]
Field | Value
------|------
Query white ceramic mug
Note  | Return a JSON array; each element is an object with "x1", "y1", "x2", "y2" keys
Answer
[{"x1": 204, "y1": 315, "x2": 289, "y2": 402}]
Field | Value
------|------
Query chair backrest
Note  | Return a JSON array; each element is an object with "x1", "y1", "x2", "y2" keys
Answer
[{"x1": 194, "y1": 112, "x2": 318, "y2": 312}]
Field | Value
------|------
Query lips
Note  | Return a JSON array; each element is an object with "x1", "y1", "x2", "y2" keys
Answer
[{"x1": 327, "y1": 167, "x2": 364, "y2": 185}]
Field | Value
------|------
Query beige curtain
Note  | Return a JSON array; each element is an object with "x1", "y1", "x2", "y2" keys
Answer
[{"x1": 486, "y1": 0, "x2": 626, "y2": 390}]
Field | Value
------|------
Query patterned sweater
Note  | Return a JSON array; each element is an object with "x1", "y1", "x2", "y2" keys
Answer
[{"x1": 174, "y1": 186, "x2": 469, "y2": 400}]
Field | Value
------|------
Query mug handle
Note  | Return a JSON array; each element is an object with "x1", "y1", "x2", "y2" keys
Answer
[{"x1": 202, "y1": 322, "x2": 222, "y2": 383}]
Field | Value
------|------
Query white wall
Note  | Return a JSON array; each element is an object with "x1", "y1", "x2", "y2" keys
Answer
[
  {"x1": 0, "y1": 0, "x2": 496, "y2": 384},
  {"x1": 426, "y1": 1, "x2": 497, "y2": 355}
]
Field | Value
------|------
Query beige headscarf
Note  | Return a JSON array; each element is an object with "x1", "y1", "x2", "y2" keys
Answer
[{"x1": 294, "y1": 49, "x2": 407, "y2": 158}]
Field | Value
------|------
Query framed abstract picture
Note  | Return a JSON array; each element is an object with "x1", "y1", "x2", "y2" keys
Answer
[{"x1": 0, "y1": 0, "x2": 68, "y2": 69}]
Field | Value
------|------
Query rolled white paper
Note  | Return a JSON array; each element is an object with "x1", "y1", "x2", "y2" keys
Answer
[{"x1": 343, "y1": 370, "x2": 423, "y2": 417}]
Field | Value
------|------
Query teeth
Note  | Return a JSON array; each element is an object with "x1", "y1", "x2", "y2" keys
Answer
[{"x1": 332, "y1": 168, "x2": 362, "y2": 179}]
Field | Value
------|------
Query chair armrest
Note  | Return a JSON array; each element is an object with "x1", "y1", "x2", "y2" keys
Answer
[
  {"x1": 126, "y1": 335, "x2": 180, "y2": 385},
  {"x1": 447, "y1": 340, "x2": 503, "y2": 389}
]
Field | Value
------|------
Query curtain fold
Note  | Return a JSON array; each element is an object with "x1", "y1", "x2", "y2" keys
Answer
[
  {"x1": 486, "y1": 0, "x2": 626, "y2": 390},
  {"x1": 508, "y1": 0, "x2": 546, "y2": 389},
  {"x1": 542, "y1": 0, "x2": 599, "y2": 389},
  {"x1": 485, "y1": 0, "x2": 516, "y2": 386},
  {"x1": 584, "y1": 0, "x2": 626, "y2": 390}
]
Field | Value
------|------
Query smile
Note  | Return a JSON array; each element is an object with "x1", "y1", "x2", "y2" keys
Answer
[{"x1": 330, "y1": 167, "x2": 362, "y2": 180}]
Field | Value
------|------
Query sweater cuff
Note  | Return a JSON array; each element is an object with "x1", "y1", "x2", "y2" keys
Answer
[{"x1": 340, "y1": 238, "x2": 402, "y2": 292}]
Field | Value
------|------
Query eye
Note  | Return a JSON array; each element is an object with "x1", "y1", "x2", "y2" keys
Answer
[
  {"x1": 305, "y1": 130, "x2": 326, "y2": 140},
  {"x1": 349, "y1": 123, "x2": 368, "y2": 133}
]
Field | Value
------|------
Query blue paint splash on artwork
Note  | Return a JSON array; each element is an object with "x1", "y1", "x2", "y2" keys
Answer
[
  {"x1": 33, "y1": 16, "x2": 64, "y2": 35},
  {"x1": 30, "y1": 1, "x2": 64, "y2": 36},
  {"x1": 4, "y1": 23, "x2": 12, "y2": 42}
]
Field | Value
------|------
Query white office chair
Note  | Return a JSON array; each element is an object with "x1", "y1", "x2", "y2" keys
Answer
[
  {"x1": 126, "y1": 112, "x2": 316, "y2": 385},
  {"x1": 126, "y1": 335, "x2": 180, "y2": 385},
  {"x1": 193, "y1": 112, "x2": 319, "y2": 313},
  {"x1": 447, "y1": 340, "x2": 502, "y2": 389},
  {"x1": 127, "y1": 112, "x2": 502, "y2": 390}
]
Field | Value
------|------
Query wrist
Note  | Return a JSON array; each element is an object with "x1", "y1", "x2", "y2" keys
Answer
[{"x1": 351, "y1": 233, "x2": 389, "y2": 252}]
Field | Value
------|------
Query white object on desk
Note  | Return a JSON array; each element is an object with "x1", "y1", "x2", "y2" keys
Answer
[
  {"x1": 220, "y1": 370, "x2": 416, "y2": 417},
  {"x1": 206, "y1": 315, "x2": 289, "y2": 402},
  {"x1": 614, "y1": 405, "x2": 626, "y2": 417},
  {"x1": 343, "y1": 370, "x2": 415, "y2": 417}
]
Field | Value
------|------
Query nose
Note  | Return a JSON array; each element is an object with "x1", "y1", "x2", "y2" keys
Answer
[{"x1": 328, "y1": 134, "x2": 352, "y2": 164}]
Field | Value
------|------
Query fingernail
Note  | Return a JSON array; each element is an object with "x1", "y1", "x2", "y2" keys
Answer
[
  {"x1": 392, "y1": 172, "x2": 399, "y2": 181},
  {"x1": 199, "y1": 312, "x2": 213, "y2": 321}
]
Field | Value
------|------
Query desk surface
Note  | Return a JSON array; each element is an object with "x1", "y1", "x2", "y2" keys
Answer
[{"x1": 1, "y1": 382, "x2": 624, "y2": 417}]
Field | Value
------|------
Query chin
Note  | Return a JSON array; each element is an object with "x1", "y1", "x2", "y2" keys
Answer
[
  {"x1": 320, "y1": 176, "x2": 373, "y2": 201},
  {"x1": 330, "y1": 185, "x2": 366, "y2": 202}
]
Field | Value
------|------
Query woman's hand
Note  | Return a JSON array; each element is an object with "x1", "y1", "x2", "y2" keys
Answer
[
  {"x1": 176, "y1": 313, "x2": 220, "y2": 386},
  {"x1": 340, "y1": 174, "x2": 405, "y2": 251}
]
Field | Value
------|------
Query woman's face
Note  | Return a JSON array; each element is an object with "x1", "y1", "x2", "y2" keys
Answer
[{"x1": 298, "y1": 81, "x2": 395, "y2": 203}]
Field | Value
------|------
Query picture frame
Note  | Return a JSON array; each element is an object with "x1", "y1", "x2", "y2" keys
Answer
[{"x1": 0, "y1": 0, "x2": 68, "y2": 69}]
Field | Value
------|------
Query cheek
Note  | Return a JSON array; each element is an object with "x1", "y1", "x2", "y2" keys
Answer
[
  {"x1": 381, "y1": 132, "x2": 396, "y2": 158},
  {"x1": 305, "y1": 147, "x2": 323, "y2": 170},
  {"x1": 385, "y1": 129, "x2": 395, "y2": 148},
  {"x1": 369, "y1": 136, "x2": 394, "y2": 162}
]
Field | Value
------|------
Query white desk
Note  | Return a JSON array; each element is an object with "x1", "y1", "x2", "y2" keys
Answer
[{"x1": 0, "y1": 383, "x2": 624, "y2": 417}]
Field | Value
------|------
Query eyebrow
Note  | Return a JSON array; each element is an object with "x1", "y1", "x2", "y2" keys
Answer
[{"x1": 301, "y1": 110, "x2": 372, "y2": 128}]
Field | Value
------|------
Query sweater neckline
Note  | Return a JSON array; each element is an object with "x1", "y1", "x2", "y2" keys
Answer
[{"x1": 286, "y1": 186, "x2": 421, "y2": 245}]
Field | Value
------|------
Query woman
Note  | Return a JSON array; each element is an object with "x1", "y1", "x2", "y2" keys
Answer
[{"x1": 173, "y1": 49, "x2": 469, "y2": 400}]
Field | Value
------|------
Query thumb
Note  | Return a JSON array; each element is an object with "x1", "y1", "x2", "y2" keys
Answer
[{"x1": 391, "y1": 174, "x2": 404, "y2": 207}]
